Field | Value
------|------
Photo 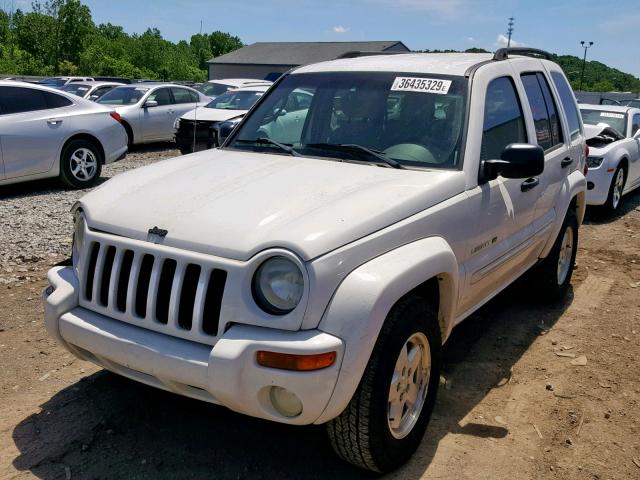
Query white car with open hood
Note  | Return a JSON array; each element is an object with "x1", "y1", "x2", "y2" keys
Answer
[
  {"x1": 44, "y1": 48, "x2": 587, "y2": 472},
  {"x1": 579, "y1": 104, "x2": 640, "y2": 212},
  {"x1": 174, "y1": 84, "x2": 273, "y2": 154}
]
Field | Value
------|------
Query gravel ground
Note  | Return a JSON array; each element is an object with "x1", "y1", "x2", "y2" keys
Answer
[{"x1": 0, "y1": 143, "x2": 179, "y2": 283}]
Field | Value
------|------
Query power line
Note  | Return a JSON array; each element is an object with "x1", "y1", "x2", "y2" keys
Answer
[{"x1": 507, "y1": 17, "x2": 515, "y2": 48}]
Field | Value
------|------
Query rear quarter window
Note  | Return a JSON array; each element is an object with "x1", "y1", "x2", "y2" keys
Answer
[{"x1": 550, "y1": 71, "x2": 582, "y2": 140}]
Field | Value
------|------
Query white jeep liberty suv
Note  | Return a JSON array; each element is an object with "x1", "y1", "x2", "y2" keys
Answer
[{"x1": 44, "y1": 48, "x2": 587, "y2": 472}]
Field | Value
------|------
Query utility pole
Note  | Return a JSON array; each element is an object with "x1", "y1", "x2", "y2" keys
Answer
[
  {"x1": 507, "y1": 17, "x2": 515, "y2": 48},
  {"x1": 579, "y1": 41, "x2": 594, "y2": 91}
]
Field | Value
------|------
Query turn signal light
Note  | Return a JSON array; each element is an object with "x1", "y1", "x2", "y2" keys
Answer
[
  {"x1": 256, "y1": 351, "x2": 337, "y2": 371},
  {"x1": 110, "y1": 111, "x2": 122, "y2": 123}
]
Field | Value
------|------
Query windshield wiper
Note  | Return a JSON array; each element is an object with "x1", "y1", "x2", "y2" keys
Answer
[
  {"x1": 235, "y1": 137, "x2": 302, "y2": 157},
  {"x1": 304, "y1": 143, "x2": 405, "y2": 169}
]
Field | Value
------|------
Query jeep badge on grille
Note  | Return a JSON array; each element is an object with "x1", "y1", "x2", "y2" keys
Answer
[{"x1": 147, "y1": 226, "x2": 168, "y2": 243}]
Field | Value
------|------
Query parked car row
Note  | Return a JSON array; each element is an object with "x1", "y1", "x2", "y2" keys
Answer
[{"x1": 44, "y1": 48, "x2": 599, "y2": 473}]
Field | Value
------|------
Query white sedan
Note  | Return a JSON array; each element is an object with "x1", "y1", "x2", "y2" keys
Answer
[
  {"x1": 580, "y1": 104, "x2": 640, "y2": 212},
  {"x1": 0, "y1": 81, "x2": 128, "y2": 188}
]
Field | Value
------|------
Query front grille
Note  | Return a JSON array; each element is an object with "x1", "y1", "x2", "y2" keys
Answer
[
  {"x1": 176, "y1": 120, "x2": 217, "y2": 147},
  {"x1": 81, "y1": 238, "x2": 227, "y2": 344}
]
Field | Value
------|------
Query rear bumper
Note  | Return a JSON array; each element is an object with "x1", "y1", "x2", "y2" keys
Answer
[
  {"x1": 44, "y1": 266, "x2": 344, "y2": 425},
  {"x1": 105, "y1": 145, "x2": 128, "y2": 164}
]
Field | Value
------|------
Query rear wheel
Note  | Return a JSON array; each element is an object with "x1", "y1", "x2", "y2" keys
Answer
[
  {"x1": 59, "y1": 139, "x2": 102, "y2": 189},
  {"x1": 532, "y1": 209, "x2": 578, "y2": 302},
  {"x1": 327, "y1": 295, "x2": 441, "y2": 473},
  {"x1": 603, "y1": 164, "x2": 626, "y2": 213}
]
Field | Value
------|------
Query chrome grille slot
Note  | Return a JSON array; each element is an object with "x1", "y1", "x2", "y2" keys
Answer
[
  {"x1": 135, "y1": 254, "x2": 154, "y2": 318},
  {"x1": 203, "y1": 269, "x2": 227, "y2": 336},
  {"x1": 155, "y1": 259, "x2": 177, "y2": 324},
  {"x1": 80, "y1": 235, "x2": 230, "y2": 346},
  {"x1": 178, "y1": 264, "x2": 201, "y2": 330},
  {"x1": 116, "y1": 250, "x2": 134, "y2": 312},
  {"x1": 98, "y1": 246, "x2": 116, "y2": 306}
]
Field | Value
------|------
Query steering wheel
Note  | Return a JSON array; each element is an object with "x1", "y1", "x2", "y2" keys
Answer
[{"x1": 382, "y1": 143, "x2": 438, "y2": 164}]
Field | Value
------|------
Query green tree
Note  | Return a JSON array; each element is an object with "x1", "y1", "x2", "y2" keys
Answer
[{"x1": 208, "y1": 30, "x2": 243, "y2": 58}]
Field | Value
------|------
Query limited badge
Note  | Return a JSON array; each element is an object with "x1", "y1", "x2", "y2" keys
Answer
[{"x1": 391, "y1": 77, "x2": 452, "y2": 94}]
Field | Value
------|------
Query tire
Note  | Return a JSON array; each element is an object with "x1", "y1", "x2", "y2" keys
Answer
[
  {"x1": 603, "y1": 164, "x2": 626, "y2": 213},
  {"x1": 59, "y1": 139, "x2": 102, "y2": 189},
  {"x1": 327, "y1": 295, "x2": 442, "y2": 473},
  {"x1": 532, "y1": 209, "x2": 578, "y2": 303}
]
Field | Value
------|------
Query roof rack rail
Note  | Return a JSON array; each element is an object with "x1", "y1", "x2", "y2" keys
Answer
[
  {"x1": 336, "y1": 50, "x2": 407, "y2": 59},
  {"x1": 493, "y1": 47, "x2": 553, "y2": 61}
]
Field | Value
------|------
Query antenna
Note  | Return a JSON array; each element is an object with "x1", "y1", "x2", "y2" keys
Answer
[
  {"x1": 192, "y1": 92, "x2": 198, "y2": 153},
  {"x1": 506, "y1": 17, "x2": 515, "y2": 48}
]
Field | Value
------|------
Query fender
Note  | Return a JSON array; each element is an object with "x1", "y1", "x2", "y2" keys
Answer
[
  {"x1": 540, "y1": 170, "x2": 586, "y2": 259},
  {"x1": 314, "y1": 236, "x2": 458, "y2": 424}
]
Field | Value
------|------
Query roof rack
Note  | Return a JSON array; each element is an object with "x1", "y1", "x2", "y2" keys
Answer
[
  {"x1": 493, "y1": 47, "x2": 553, "y2": 61},
  {"x1": 336, "y1": 50, "x2": 407, "y2": 59}
]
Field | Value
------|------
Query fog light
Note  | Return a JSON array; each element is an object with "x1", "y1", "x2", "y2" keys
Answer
[{"x1": 269, "y1": 386, "x2": 303, "y2": 418}]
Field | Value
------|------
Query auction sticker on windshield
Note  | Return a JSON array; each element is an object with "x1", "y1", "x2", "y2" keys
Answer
[
  {"x1": 600, "y1": 112, "x2": 624, "y2": 119},
  {"x1": 391, "y1": 77, "x2": 451, "y2": 94}
]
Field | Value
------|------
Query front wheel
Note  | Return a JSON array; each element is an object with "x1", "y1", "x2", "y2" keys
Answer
[
  {"x1": 59, "y1": 139, "x2": 102, "y2": 189},
  {"x1": 603, "y1": 165, "x2": 626, "y2": 213},
  {"x1": 532, "y1": 210, "x2": 578, "y2": 302},
  {"x1": 326, "y1": 295, "x2": 441, "y2": 473}
]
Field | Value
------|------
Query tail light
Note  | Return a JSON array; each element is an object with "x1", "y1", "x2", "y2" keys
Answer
[
  {"x1": 110, "y1": 112, "x2": 122, "y2": 123},
  {"x1": 583, "y1": 144, "x2": 589, "y2": 176}
]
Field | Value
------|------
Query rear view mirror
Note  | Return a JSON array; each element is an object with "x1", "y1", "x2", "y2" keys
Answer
[
  {"x1": 482, "y1": 143, "x2": 544, "y2": 181},
  {"x1": 144, "y1": 100, "x2": 158, "y2": 108}
]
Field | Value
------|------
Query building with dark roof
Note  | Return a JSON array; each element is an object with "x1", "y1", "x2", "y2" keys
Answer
[{"x1": 207, "y1": 41, "x2": 410, "y2": 81}]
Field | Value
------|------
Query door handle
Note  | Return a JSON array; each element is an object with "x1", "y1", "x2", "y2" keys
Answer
[
  {"x1": 47, "y1": 118, "x2": 62, "y2": 125},
  {"x1": 521, "y1": 177, "x2": 539, "y2": 192},
  {"x1": 561, "y1": 157, "x2": 573, "y2": 168}
]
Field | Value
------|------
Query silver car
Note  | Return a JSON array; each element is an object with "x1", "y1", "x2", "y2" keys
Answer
[
  {"x1": 0, "y1": 81, "x2": 128, "y2": 188},
  {"x1": 96, "y1": 83, "x2": 210, "y2": 145},
  {"x1": 59, "y1": 81, "x2": 124, "y2": 101}
]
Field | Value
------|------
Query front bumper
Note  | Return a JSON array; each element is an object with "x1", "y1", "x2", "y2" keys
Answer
[
  {"x1": 44, "y1": 266, "x2": 343, "y2": 425},
  {"x1": 585, "y1": 165, "x2": 614, "y2": 205}
]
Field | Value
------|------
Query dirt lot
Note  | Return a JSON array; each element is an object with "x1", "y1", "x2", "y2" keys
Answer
[{"x1": 1, "y1": 148, "x2": 639, "y2": 480}]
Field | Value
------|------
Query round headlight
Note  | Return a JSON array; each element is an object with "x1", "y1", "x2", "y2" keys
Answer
[
  {"x1": 253, "y1": 256, "x2": 304, "y2": 315},
  {"x1": 72, "y1": 211, "x2": 86, "y2": 273}
]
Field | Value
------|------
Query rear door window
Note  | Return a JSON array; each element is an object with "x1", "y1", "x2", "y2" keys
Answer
[
  {"x1": 171, "y1": 88, "x2": 197, "y2": 104},
  {"x1": 521, "y1": 72, "x2": 563, "y2": 150},
  {"x1": 0, "y1": 86, "x2": 71, "y2": 114},
  {"x1": 481, "y1": 77, "x2": 527, "y2": 161}
]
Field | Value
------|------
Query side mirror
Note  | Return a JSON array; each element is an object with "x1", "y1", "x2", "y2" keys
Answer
[
  {"x1": 144, "y1": 100, "x2": 158, "y2": 108},
  {"x1": 215, "y1": 117, "x2": 243, "y2": 145},
  {"x1": 633, "y1": 128, "x2": 640, "y2": 139},
  {"x1": 482, "y1": 143, "x2": 544, "y2": 181}
]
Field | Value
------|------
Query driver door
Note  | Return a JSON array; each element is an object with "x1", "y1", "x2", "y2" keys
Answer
[{"x1": 141, "y1": 87, "x2": 175, "y2": 141}]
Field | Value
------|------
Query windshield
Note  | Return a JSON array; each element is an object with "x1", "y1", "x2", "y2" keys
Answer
[
  {"x1": 38, "y1": 78, "x2": 66, "y2": 87},
  {"x1": 580, "y1": 109, "x2": 628, "y2": 136},
  {"x1": 206, "y1": 90, "x2": 264, "y2": 110},
  {"x1": 97, "y1": 86, "x2": 149, "y2": 105},
  {"x1": 228, "y1": 72, "x2": 468, "y2": 169},
  {"x1": 197, "y1": 82, "x2": 231, "y2": 97},
  {"x1": 61, "y1": 84, "x2": 90, "y2": 96},
  {"x1": 627, "y1": 99, "x2": 640, "y2": 109}
]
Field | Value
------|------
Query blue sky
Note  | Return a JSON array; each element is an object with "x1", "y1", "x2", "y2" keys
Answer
[{"x1": 19, "y1": 0, "x2": 640, "y2": 77}]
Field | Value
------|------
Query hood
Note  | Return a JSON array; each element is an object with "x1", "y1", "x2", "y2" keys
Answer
[
  {"x1": 181, "y1": 107, "x2": 245, "y2": 122},
  {"x1": 80, "y1": 150, "x2": 466, "y2": 261}
]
